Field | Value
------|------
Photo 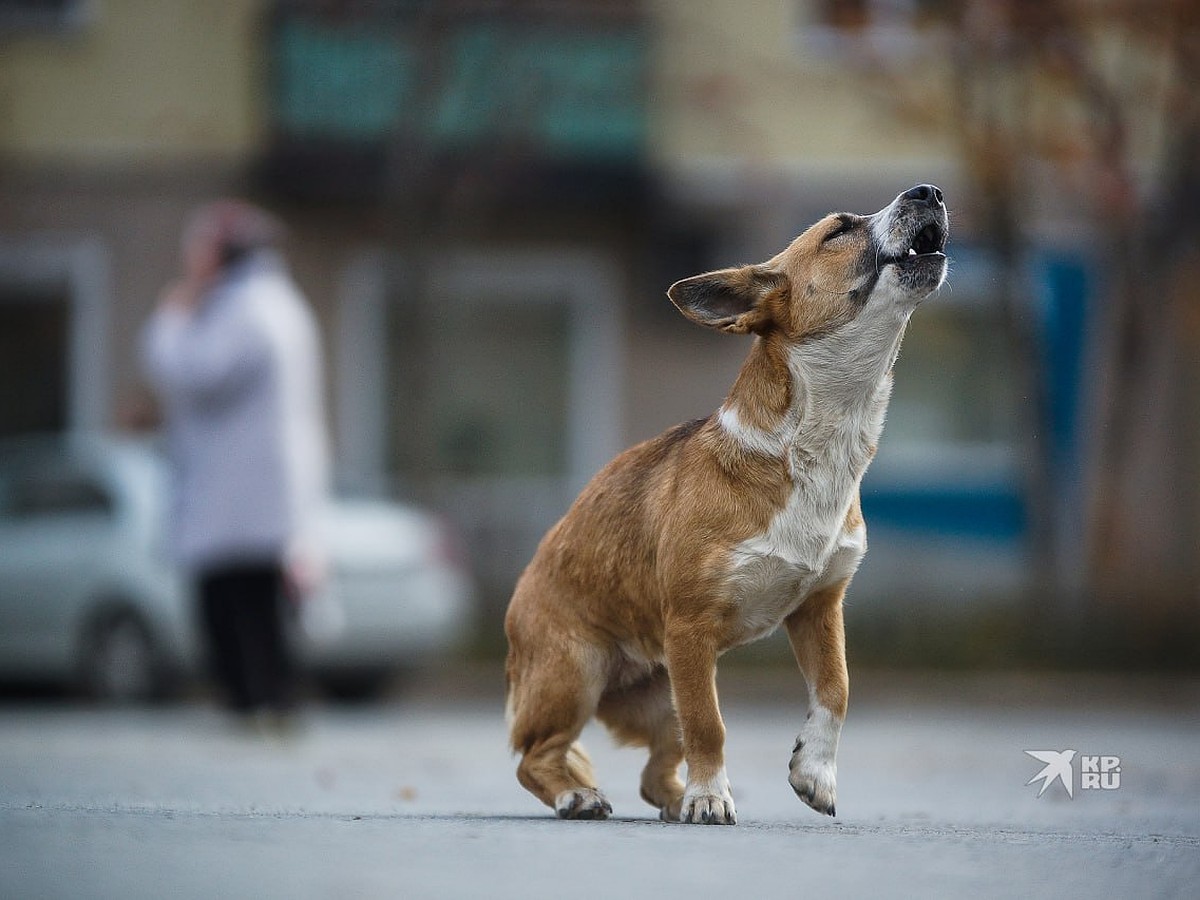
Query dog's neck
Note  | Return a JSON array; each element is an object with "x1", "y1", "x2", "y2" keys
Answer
[{"x1": 719, "y1": 306, "x2": 912, "y2": 482}]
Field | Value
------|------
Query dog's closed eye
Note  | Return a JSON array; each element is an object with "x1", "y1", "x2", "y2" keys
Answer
[{"x1": 822, "y1": 217, "x2": 857, "y2": 244}]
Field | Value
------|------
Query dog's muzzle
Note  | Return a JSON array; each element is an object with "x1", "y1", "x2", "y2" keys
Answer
[{"x1": 873, "y1": 184, "x2": 949, "y2": 291}]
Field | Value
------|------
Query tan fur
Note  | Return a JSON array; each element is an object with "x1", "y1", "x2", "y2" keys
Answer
[
  {"x1": 505, "y1": 188, "x2": 947, "y2": 823},
  {"x1": 785, "y1": 580, "x2": 850, "y2": 719}
]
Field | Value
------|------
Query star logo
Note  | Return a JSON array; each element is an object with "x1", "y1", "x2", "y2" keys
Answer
[{"x1": 1025, "y1": 749, "x2": 1076, "y2": 798}]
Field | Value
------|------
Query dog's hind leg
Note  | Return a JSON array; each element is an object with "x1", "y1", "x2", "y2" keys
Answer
[
  {"x1": 507, "y1": 641, "x2": 612, "y2": 820},
  {"x1": 597, "y1": 666, "x2": 686, "y2": 821}
]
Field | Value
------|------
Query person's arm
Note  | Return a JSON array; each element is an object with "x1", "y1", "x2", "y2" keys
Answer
[{"x1": 141, "y1": 282, "x2": 268, "y2": 406}]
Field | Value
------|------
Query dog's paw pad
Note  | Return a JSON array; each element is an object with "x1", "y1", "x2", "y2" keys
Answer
[{"x1": 554, "y1": 788, "x2": 612, "y2": 820}]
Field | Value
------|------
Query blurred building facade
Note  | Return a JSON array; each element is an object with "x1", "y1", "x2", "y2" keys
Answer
[{"x1": 2, "y1": 0, "x2": 1145, "y2": 653}]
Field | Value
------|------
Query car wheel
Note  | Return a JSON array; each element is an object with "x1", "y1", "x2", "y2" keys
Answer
[
  {"x1": 79, "y1": 612, "x2": 159, "y2": 703},
  {"x1": 318, "y1": 668, "x2": 399, "y2": 703}
]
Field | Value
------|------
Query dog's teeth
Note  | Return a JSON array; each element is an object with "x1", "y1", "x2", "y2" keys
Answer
[{"x1": 907, "y1": 248, "x2": 917, "y2": 257}]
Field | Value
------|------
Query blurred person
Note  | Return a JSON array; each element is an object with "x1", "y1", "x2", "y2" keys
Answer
[{"x1": 141, "y1": 200, "x2": 329, "y2": 728}]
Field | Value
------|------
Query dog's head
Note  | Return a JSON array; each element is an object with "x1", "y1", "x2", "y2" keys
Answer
[{"x1": 667, "y1": 185, "x2": 948, "y2": 340}]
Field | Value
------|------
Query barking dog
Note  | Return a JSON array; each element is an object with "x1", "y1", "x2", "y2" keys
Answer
[{"x1": 505, "y1": 185, "x2": 949, "y2": 824}]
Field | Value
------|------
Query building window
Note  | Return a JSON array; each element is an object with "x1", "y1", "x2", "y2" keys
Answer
[
  {"x1": 262, "y1": 3, "x2": 649, "y2": 200},
  {"x1": 335, "y1": 247, "x2": 623, "y2": 610},
  {"x1": 388, "y1": 296, "x2": 571, "y2": 481},
  {"x1": 0, "y1": 0, "x2": 93, "y2": 33},
  {"x1": 863, "y1": 247, "x2": 1027, "y2": 543}
]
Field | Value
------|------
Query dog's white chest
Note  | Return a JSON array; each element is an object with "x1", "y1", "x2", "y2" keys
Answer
[
  {"x1": 728, "y1": 499, "x2": 866, "y2": 645},
  {"x1": 717, "y1": 337, "x2": 896, "y2": 647}
]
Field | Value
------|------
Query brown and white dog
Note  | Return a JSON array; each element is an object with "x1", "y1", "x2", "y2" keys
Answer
[{"x1": 505, "y1": 185, "x2": 948, "y2": 824}]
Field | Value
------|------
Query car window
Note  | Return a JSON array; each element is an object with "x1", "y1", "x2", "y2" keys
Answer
[{"x1": 3, "y1": 464, "x2": 114, "y2": 520}]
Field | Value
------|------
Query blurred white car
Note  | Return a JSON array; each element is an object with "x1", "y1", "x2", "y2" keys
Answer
[{"x1": 0, "y1": 435, "x2": 474, "y2": 702}]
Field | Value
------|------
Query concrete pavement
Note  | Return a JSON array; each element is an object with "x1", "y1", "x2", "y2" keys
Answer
[{"x1": 1, "y1": 668, "x2": 1197, "y2": 899}]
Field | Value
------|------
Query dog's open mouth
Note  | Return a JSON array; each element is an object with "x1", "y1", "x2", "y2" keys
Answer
[
  {"x1": 879, "y1": 218, "x2": 948, "y2": 270},
  {"x1": 906, "y1": 221, "x2": 947, "y2": 258}
]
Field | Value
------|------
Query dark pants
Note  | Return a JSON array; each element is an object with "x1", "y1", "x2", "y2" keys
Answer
[{"x1": 198, "y1": 563, "x2": 296, "y2": 713}]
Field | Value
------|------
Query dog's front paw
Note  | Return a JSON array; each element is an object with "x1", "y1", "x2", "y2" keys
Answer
[
  {"x1": 678, "y1": 770, "x2": 736, "y2": 825},
  {"x1": 788, "y1": 750, "x2": 837, "y2": 816},
  {"x1": 555, "y1": 788, "x2": 612, "y2": 820},
  {"x1": 789, "y1": 709, "x2": 841, "y2": 816}
]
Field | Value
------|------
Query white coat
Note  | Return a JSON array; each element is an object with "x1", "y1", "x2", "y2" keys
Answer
[{"x1": 141, "y1": 252, "x2": 329, "y2": 573}]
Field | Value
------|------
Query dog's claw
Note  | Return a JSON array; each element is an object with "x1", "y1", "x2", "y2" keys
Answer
[
  {"x1": 678, "y1": 788, "x2": 737, "y2": 825},
  {"x1": 789, "y1": 713, "x2": 840, "y2": 818},
  {"x1": 679, "y1": 800, "x2": 735, "y2": 825}
]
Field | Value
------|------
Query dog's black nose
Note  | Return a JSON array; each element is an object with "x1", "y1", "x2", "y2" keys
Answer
[{"x1": 903, "y1": 184, "x2": 944, "y2": 207}]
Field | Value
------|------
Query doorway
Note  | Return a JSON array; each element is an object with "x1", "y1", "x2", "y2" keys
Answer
[
  {"x1": 0, "y1": 286, "x2": 70, "y2": 438},
  {"x1": 361, "y1": 248, "x2": 624, "y2": 618}
]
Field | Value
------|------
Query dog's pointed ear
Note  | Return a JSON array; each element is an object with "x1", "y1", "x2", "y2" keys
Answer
[{"x1": 667, "y1": 265, "x2": 787, "y2": 335}]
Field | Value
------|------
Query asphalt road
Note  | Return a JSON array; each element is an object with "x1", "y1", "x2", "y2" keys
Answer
[{"x1": 1, "y1": 668, "x2": 1197, "y2": 900}]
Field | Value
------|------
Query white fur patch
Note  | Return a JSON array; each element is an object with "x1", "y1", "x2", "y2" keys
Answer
[
  {"x1": 720, "y1": 192, "x2": 939, "y2": 645},
  {"x1": 684, "y1": 765, "x2": 731, "y2": 798},
  {"x1": 718, "y1": 404, "x2": 785, "y2": 459},
  {"x1": 870, "y1": 195, "x2": 901, "y2": 250},
  {"x1": 726, "y1": 297, "x2": 905, "y2": 643},
  {"x1": 680, "y1": 765, "x2": 736, "y2": 825},
  {"x1": 795, "y1": 704, "x2": 841, "y2": 764},
  {"x1": 789, "y1": 704, "x2": 841, "y2": 815},
  {"x1": 822, "y1": 522, "x2": 867, "y2": 587}
]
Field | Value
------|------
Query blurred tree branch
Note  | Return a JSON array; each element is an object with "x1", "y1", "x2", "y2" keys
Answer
[{"x1": 851, "y1": 0, "x2": 1200, "y2": 624}]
